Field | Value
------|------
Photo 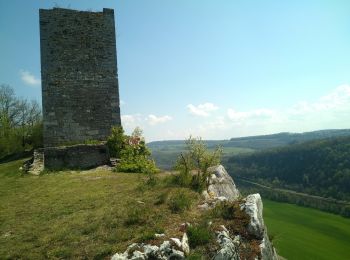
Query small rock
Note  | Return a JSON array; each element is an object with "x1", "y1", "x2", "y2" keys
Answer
[
  {"x1": 181, "y1": 233, "x2": 190, "y2": 255},
  {"x1": 198, "y1": 203, "x2": 209, "y2": 210},
  {"x1": 216, "y1": 196, "x2": 228, "y2": 202},
  {"x1": 169, "y1": 249, "x2": 185, "y2": 259},
  {"x1": 170, "y1": 238, "x2": 182, "y2": 248},
  {"x1": 202, "y1": 190, "x2": 210, "y2": 200},
  {"x1": 179, "y1": 222, "x2": 191, "y2": 232},
  {"x1": 214, "y1": 228, "x2": 240, "y2": 260},
  {"x1": 159, "y1": 241, "x2": 171, "y2": 252},
  {"x1": 155, "y1": 233, "x2": 165, "y2": 238},
  {"x1": 143, "y1": 244, "x2": 159, "y2": 256}
]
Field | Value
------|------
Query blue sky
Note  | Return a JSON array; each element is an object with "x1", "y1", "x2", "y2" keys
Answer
[{"x1": 1, "y1": 0, "x2": 350, "y2": 141}]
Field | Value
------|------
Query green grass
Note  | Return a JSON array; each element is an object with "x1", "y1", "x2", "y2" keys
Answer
[
  {"x1": 2, "y1": 159, "x2": 350, "y2": 259},
  {"x1": 263, "y1": 199, "x2": 350, "y2": 260},
  {"x1": 0, "y1": 159, "x2": 202, "y2": 259}
]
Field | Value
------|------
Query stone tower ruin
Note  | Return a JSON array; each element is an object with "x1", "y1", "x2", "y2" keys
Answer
[{"x1": 39, "y1": 7, "x2": 121, "y2": 148}]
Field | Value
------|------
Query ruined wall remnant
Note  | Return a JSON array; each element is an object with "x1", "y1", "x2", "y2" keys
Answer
[
  {"x1": 44, "y1": 144, "x2": 110, "y2": 170},
  {"x1": 39, "y1": 7, "x2": 121, "y2": 147}
]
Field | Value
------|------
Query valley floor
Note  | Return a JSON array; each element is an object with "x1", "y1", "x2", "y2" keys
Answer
[{"x1": 263, "y1": 199, "x2": 350, "y2": 260}]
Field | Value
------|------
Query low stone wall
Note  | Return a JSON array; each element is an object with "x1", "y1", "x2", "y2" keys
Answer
[{"x1": 44, "y1": 144, "x2": 110, "y2": 170}]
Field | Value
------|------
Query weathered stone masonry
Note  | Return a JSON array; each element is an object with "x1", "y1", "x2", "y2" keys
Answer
[{"x1": 39, "y1": 8, "x2": 121, "y2": 148}]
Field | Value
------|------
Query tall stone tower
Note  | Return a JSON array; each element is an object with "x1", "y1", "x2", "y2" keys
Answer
[{"x1": 39, "y1": 8, "x2": 121, "y2": 148}]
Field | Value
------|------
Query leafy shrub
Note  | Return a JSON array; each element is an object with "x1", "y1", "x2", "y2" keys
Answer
[
  {"x1": 108, "y1": 126, "x2": 159, "y2": 174},
  {"x1": 173, "y1": 136, "x2": 222, "y2": 192},
  {"x1": 168, "y1": 191, "x2": 192, "y2": 213},
  {"x1": 187, "y1": 224, "x2": 211, "y2": 248},
  {"x1": 107, "y1": 126, "x2": 125, "y2": 158}
]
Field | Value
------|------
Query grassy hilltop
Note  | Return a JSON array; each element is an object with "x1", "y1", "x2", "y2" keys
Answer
[
  {"x1": 1, "y1": 160, "x2": 350, "y2": 259},
  {"x1": 0, "y1": 160, "x2": 202, "y2": 259}
]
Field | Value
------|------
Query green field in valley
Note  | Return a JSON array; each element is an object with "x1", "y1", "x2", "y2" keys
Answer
[{"x1": 263, "y1": 199, "x2": 350, "y2": 260}]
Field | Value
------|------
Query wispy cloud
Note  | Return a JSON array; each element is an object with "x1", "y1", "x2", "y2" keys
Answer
[
  {"x1": 227, "y1": 108, "x2": 277, "y2": 121},
  {"x1": 20, "y1": 70, "x2": 41, "y2": 86},
  {"x1": 146, "y1": 114, "x2": 172, "y2": 125},
  {"x1": 289, "y1": 84, "x2": 350, "y2": 114},
  {"x1": 187, "y1": 102, "x2": 218, "y2": 117},
  {"x1": 121, "y1": 114, "x2": 142, "y2": 128}
]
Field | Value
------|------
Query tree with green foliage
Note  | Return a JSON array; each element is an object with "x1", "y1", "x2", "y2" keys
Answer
[
  {"x1": 107, "y1": 126, "x2": 126, "y2": 158},
  {"x1": 174, "y1": 136, "x2": 223, "y2": 192},
  {"x1": 0, "y1": 84, "x2": 42, "y2": 159}
]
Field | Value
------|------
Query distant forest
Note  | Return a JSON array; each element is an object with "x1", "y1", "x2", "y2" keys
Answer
[
  {"x1": 226, "y1": 136, "x2": 350, "y2": 202},
  {"x1": 149, "y1": 131, "x2": 350, "y2": 217},
  {"x1": 149, "y1": 129, "x2": 350, "y2": 170}
]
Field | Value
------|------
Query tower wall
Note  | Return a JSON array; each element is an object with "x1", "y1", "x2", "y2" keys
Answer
[{"x1": 39, "y1": 8, "x2": 121, "y2": 147}]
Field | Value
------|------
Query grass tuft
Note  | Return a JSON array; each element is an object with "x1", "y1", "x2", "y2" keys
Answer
[
  {"x1": 187, "y1": 223, "x2": 212, "y2": 248},
  {"x1": 168, "y1": 190, "x2": 193, "y2": 213}
]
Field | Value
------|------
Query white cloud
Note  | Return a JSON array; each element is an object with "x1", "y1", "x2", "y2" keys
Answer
[
  {"x1": 146, "y1": 114, "x2": 172, "y2": 125},
  {"x1": 227, "y1": 108, "x2": 277, "y2": 121},
  {"x1": 187, "y1": 102, "x2": 219, "y2": 117},
  {"x1": 289, "y1": 84, "x2": 350, "y2": 114},
  {"x1": 121, "y1": 114, "x2": 142, "y2": 129},
  {"x1": 20, "y1": 70, "x2": 41, "y2": 86}
]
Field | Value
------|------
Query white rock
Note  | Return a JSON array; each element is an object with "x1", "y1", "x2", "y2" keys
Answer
[
  {"x1": 170, "y1": 237, "x2": 182, "y2": 248},
  {"x1": 207, "y1": 165, "x2": 240, "y2": 201},
  {"x1": 201, "y1": 190, "x2": 210, "y2": 200},
  {"x1": 216, "y1": 196, "x2": 228, "y2": 202},
  {"x1": 169, "y1": 249, "x2": 185, "y2": 259},
  {"x1": 143, "y1": 244, "x2": 159, "y2": 255},
  {"x1": 111, "y1": 253, "x2": 128, "y2": 260},
  {"x1": 155, "y1": 233, "x2": 165, "y2": 238},
  {"x1": 240, "y1": 193, "x2": 265, "y2": 239},
  {"x1": 159, "y1": 241, "x2": 171, "y2": 252},
  {"x1": 181, "y1": 233, "x2": 190, "y2": 255},
  {"x1": 198, "y1": 203, "x2": 209, "y2": 210},
  {"x1": 214, "y1": 227, "x2": 240, "y2": 260},
  {"x1": 260, "y1": 230, "x2": 279, "y2": 260},
  {"x1": 131, "y1": 250, "x2": 145, "y2": 259}
]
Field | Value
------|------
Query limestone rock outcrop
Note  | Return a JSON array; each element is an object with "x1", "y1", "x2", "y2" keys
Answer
[
  {"x1": 111, "y1": 238, "x2": 188, "y2": 260},
  {"x1": 240, "y1": 193, "x2": 265, "y2": 239},
  {"x1": 214, "y1": 226, "x2": 240, "y2": 260},
  {"x1": 111, "y1": 165, "x2": 278, "y2": 260},
  {"x1": 207, "y1": 165, "x2": 240, "y2": 201}
]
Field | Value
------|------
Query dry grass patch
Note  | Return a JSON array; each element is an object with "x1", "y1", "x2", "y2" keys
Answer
[{"x1": 0, "y1": 160, "x2": 202, "y2": 259}]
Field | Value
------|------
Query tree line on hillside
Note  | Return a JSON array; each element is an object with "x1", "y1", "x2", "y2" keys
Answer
[
  {"x1": 226, "y1": 136, "x2": 350, "y2": 201},
  {"x1": 0, "y1": 84, "x2": 42, "y2": 160},
  {"x1": 237, "y1": 181, "x2": 350, "y2": 218}
]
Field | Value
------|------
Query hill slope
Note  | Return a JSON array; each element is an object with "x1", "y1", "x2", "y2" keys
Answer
[
  {"x1": 148, "y1": 129, "x2": 350, "y2": 169},
  {"x1": 226, "y1": 136, "x2": 350, "y2": 202}
]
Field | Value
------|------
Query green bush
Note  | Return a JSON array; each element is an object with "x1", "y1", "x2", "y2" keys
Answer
[
  {"x1": 107, "y1": 126, "x2": 125, "y2": 158},
  {"x1": 168, "y1": 191, "x2": 192, "y2": 213},
  {"x1": 110, "y1": 126, "x2": 159, "y2": 174},
  {"x1": 173, "y1": 136, "x2": 223, "y2": 192},
  {"x1": 187, "y1": 224, "x2": 211, "y2": 248}
]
